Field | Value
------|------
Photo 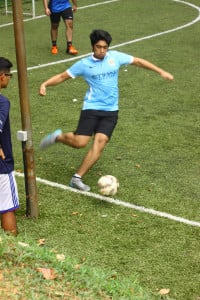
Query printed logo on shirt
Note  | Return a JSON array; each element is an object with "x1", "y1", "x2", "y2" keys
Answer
[
  {"x1": 92, "y1": 70, "x2": 117, "y2": 81},
  {"x1": 108, "y1": 59, "x2": 115, "y2": 65}
]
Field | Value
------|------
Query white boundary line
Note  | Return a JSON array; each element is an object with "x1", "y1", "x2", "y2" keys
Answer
[
  {"x1": 8, "y1": 0, "x2": 200, "y2": 227},
  {"x1": 9, "y1": 0, "x2": 200, "y2": 73},
  {"x1": 0, "y1": 0, "x2": 120, "y2": 28},
  {"x1": 15, "y1": 172, "x2": 200, "y2": 227}
]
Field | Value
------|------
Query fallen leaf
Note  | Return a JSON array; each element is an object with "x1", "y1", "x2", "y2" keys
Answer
[
  {"x1": 56, "y1": 254, "x2": 65, "y2": 261},
  {"x1": 81, "y1": 257, "x2": 86, "y2": 262},
  {"x1": 74, "y1": 264, "x2": 81, "y2": 270},
  {"x1": 135, "y1": 164, "x2": 141, "y2": 168},
  {"x1": 71, "y1": 212, "x2": 79, "y2": 215},
  {"x1": 37, "y1": 267, "x2": 57, "y2": 280},
  {"x1": 38, "y1": 239, "x2": 45, "y2": 246},
  {"x1": 18, "y1": 241, "x2": 29, "y2": 247},
  {"x1": 159, "y1": 288, "x2": 170, "y2": 295},
  {"x1": 110, "y1": 274, "x2": 117, "y2": 279}
]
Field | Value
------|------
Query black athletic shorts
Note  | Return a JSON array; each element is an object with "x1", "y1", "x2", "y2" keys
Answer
[
  {"x1": 50, "y1": 7, "x2": 73, "y2": 23},
  {"x1": 75, "y1": 110, "x2": 119, "y2": 138}
]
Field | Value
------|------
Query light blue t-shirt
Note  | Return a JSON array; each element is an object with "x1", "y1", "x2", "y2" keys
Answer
[
  {"x1": 48, "y1": 0, "x2": 71, "y2": 13},
  {"x1": 67, "y1": 50, "x2": 134, "y2": 111}
]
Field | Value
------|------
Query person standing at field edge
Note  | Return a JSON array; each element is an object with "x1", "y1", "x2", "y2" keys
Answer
[
  {"x1": 39, "y1": 29, "x2": 174, "y2": 192},
  {"x1": 43, "y1": 0, "x2": 78, "y2": 55},
  {"x1": 0, "y1": 57, "x2": 19, "y2": 235}
]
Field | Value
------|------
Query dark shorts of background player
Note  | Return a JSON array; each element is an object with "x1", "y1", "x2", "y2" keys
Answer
[
  {"x1": 50, "y1": 7, "x2": 73, "y2": 23},
  {"x1": 75, "y1": 110, "x2": 119, "y2": 139}
]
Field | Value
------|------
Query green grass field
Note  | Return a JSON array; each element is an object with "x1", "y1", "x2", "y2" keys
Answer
[{"x1": 0, "y1": 0, "x2": 200, "y2": 299}]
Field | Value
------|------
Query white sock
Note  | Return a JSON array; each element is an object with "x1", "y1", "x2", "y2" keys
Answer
[{"x1": 73, "y1": 173, "x2": 81, "y2": 179}]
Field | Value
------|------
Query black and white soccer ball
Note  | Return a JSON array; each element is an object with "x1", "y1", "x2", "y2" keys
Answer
[{"x1": 97, "y1": 175, "x2": 119, "y2": 196}]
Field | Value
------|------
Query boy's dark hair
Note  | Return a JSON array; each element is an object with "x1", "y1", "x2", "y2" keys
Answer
[
  {"x1": 0, "y1": 57, "x2": 13, "y2": 72},
  {"x1": 90, "y1": 29, "x2": 112, "y2": 46}
]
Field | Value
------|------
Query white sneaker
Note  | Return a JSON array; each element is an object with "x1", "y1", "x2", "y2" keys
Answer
[
  {"x1": 69, "y1": 176, "x2": 90, "y2": 192},
  {"x1": 39, "y1": 129, "x2": 62, "y2": 150}
]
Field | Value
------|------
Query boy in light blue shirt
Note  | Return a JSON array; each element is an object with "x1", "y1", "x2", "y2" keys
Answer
[
  {"x1": 39, "y1": 29, "x2": 174, "y2": 191},
  {"x1": 67, "y1": 50, "x2": 133, "y2": 111}
]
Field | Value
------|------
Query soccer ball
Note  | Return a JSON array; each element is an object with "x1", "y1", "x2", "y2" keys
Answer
[{"x1": 97, "y1": 175, "x2": 119, "y2": 196}]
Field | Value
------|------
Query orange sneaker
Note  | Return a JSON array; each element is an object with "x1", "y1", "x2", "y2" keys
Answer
[
  {"x1": 67, "y1": 45, "x2": 78, "y2": 55},
  {"x1": 51, "y1": 46, "x2": 58, "y2": 54}
]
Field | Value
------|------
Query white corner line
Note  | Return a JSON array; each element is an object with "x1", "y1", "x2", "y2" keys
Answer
[
  {"x1": 15, "y1": 172, "x2": 200, "y2": 228},
  {"x1": 10, "y1": 0, "x2": 200, "y2": 73},
  {"x1": 0, "y1": 0, "x2": 120, "y2": 28}
]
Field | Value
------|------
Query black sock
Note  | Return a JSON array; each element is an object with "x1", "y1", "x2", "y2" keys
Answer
[
  {"x1": 67, "y1": 41, "x2": 72, "y2": 49},
  {"x1": 52, "y1": 41, "x2": 57, "y2": 46}
]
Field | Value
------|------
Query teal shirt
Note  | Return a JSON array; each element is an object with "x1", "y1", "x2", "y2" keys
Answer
[{"x1": 67, "y1": 51, "x2": 134, "y2": 111}]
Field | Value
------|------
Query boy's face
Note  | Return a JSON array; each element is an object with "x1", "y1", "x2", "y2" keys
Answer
[
  {"x1": 92, "y1": 40, "x2": 109, "y2": 59},
  {"x1": 0, "y1": 70, "x2": 12, "y2": 89}
]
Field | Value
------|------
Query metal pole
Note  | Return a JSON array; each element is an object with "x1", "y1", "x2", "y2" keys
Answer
[
  {"x1": 5, "y1": 0, "x2": 8, "y2": 15},
  {"x1": 11, "y1": 0, "x2": 38, "y2": 217},
  {"x1": 32, "y1": 0, "x2": 36, "y2": 18}
]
